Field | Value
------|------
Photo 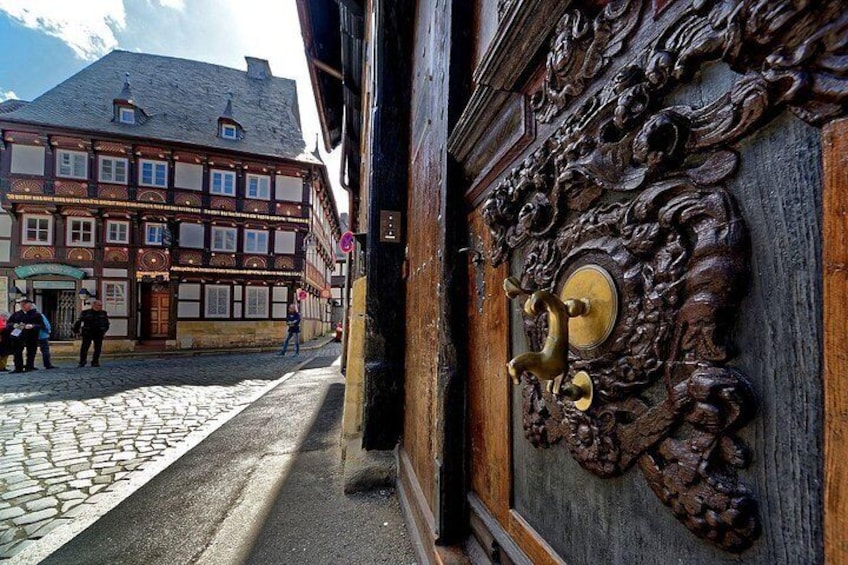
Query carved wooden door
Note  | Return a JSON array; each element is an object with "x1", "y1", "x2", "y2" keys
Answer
[{"x1": 462, "y1": 1, "x2": 846, "y2": 564}]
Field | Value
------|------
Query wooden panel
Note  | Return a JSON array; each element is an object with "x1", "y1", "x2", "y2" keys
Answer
[
  {"x1": 467, "y1": 210, "x2": 510, "y2": 523},
  {"x1": 402, "y1": 0, "x2": 450, "y2": 517},
  {"x1": 508, "y1": 511, "x2": 565, "y2": 565},
  {"x1": 823, "y1": 118, "x2": 848, "y2": 565}
]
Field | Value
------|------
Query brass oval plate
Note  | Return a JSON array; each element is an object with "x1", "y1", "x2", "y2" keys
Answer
[{"x1": 560, "y1": 264, "x2": 618, "y2": 350}]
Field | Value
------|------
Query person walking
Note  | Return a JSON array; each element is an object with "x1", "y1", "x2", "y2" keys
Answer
[
  {"x1": 277, "y1": 304, "x2": 301, "y2": 357},
  {"x1": 34, "y1": 307, "x2": 55, "y2": 369},
  {"x1": 73, "y1": 300, "x2": 110, "y2": 367},
  {"x1": 7, "y1": 299, "x2": 43, "y2": 373},
  {"x1": 0, "y1": 311, "x2": 11, "y2": 371}
]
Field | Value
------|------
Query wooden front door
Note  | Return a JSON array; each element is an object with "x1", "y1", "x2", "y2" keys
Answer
[
  {"x1": 461, "y1": 2, "x2": 845, "y2": 563},
  {"x1": 141, "y1": 284, "x2": 170, "y2": 339}
]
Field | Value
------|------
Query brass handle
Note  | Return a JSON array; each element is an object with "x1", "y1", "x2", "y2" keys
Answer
[{"x1": 504, "y1": 276, "x2": 594, "y2": 411}]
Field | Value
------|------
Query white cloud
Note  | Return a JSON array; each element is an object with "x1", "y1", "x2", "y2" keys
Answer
[
  {"x1": 0, "y1": 89, "x2": 18, "y2": 102},
  {"x1": 0, "y1": 0, "x2": 126, "y2": 60},
  {"x1": 154, "y1": 0, "x2": 186, "y2": 10}
]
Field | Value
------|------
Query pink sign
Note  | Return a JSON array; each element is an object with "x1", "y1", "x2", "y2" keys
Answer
[{"x1": 339, "y1": 231, "x2": 355, "y2": 254}]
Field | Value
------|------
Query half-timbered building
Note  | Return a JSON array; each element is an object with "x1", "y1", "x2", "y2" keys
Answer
[{"x1": 0, "y1": 50, "x2": 340, "y2": 352}]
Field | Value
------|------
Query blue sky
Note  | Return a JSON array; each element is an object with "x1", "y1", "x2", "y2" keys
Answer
[{"x1": 0, "y1": 0, "x2": 346, "y2": 213}]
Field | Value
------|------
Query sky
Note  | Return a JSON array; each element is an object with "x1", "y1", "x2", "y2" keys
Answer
[{"x1": 0, "y1": 0, "x2": 347, "y2": 215}]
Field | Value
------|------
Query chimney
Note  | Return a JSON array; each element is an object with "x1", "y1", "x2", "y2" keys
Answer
[{"x1": 245, "y1": 57, "x2": 272, "y2": 80}]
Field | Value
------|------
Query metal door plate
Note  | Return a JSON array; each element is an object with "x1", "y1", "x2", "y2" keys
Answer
[{"x1": 560, "y1": 265, "x2": 617, "y2": 350}]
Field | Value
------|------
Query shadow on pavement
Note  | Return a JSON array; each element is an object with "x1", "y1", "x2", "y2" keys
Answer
[
  {"x1": 39, "y1": 363, "x2": 415, "y2": 565},
  {"x1": 0, "y1": 351, "x2": 320, "y2": 405}
]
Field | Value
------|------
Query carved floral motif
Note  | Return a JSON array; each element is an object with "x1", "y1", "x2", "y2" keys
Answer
[{"x1": 484, "y1": 0, "x2": 848, "y2": 553}]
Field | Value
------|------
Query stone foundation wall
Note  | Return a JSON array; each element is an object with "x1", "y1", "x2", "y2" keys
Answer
[{"x1": 175, "y1": 320, "x2": 290, "y2": 349}]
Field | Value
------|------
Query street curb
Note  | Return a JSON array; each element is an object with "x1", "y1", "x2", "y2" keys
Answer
[
  {"x1": 6, "y1": 354, "x2": 320, "y2": 565},
  {"x1": 45, "y1": 337, "x2": 336, "y2": 362}
]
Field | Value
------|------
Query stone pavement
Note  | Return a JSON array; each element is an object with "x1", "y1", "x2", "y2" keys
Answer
[{"x1": 0, "y1": 339, "x2": 335, "y2": 561}]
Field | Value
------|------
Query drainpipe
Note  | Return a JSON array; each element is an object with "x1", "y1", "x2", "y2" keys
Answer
[{"x1": 339, "y1": 108, "x2": 353, "y2": 374}]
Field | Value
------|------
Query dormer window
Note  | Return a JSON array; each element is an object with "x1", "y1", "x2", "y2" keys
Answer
[
  {"x1": 217, "y1": 92, "x2": 243, "y2": 141},
  {"x1": 221, "y1": 124, "x2": 238, "y2": 140},
  {"x1": 112, "y1": 73, "x2": 146, "y2": 126},
  {"x1": 118, "y1": 107, "x2": 135, "y2": 124}
]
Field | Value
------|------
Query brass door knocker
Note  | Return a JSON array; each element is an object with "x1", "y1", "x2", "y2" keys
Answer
[{"x1": 504, "y1": 265, "x2": 618, "y2": 411}]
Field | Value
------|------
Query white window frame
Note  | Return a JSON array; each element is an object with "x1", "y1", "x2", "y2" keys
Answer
[
  {"x1": 102, "y1": 281, "x2": 128, "y2": 316},
  {"x1": 66, "y1": 217, "x2": 96, "y2": 247},
  {"x1": 243, "y1": 229, "x2": 268, "y2": 253},
  {"x1": 145, "y1": 222, "x2": 165, "y2": 245},
  {"x1": 106, "y1": 220, "x2": 130, "y2": 244},
  {"x1": 139, "y1": 159, "x2": 168, "y2": 188},
  {"x1": 22, "y1": 215, "x2": 53, "y2": 245},
  {"x1": 98, "y1": 156, "x2": 128, "y2": 184},
  {"x1": 245, "y1": 286, "x2": 269, "y2": 318},
  {"x1": 211, "y1": 226, "x2": 237, "y2": 252},
  {"x1": 118, "y1": 107, "x2": 135, "y2": 124},
  {"x1": 56, "y1": 149, "x2": 88, "y2": 180},
  {"x1": 221, "y1": 124, "x2": 238, "y2": 140},
  {"x1": 210, "y1": 170, "x2": 236, "y2": 196},
  {"x1": 205, "y1": 285, "x2": 230, "y2": 318},
  {"x1": 246, "y1": 174, "x2": 271, "y2": 200}
]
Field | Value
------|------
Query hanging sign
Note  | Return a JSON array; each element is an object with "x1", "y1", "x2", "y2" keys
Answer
[
  {"x1": 339, "y1": 231, "x2": 355, "y2": 254},
  {"x1": 14, "y1": 263, "x2": 86, "y2": 280},
  {"x1": 297, "y1": 288, "x2": 308, "y2": 301}
]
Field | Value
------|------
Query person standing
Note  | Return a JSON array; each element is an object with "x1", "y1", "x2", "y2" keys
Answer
[
  {"x1": 277, "y1": 304, "x2": 301, "y2": 357},
  {"x1": 34, "y1": 307, "x2": 55, "y2": 369},
  {"x1": 7, "y1": 299, "x2": 43, "y2": 373},
  {"x1": 73, "y1": 300, "x2": 110, "y2": 367},
  {"x1": 0, "y1": 311, "x2": 11, "y2": 371}
]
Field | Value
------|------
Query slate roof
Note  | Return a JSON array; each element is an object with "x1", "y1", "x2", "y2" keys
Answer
[
  {"x1": 0, "y1": 50, "x2": 316, "y2": 162},
  {"x1": 0, "y1": 100, "x2": 28, "y2": 114}
]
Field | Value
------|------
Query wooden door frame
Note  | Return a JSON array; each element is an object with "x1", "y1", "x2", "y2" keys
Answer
[{"x1": 822, "y1": 118, "x2": 848, "y2": 565}]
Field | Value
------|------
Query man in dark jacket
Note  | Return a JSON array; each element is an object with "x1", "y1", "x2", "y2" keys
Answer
[
  {"x1": 7, "y1": 298, "x2": 44, "y2": 373},
  {"x1": 73, "y1": 300, "x2": 110, "y2": 367}
]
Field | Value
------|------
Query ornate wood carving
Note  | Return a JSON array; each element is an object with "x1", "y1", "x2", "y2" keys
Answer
[
  {"x1": 21, "y1": 246, "x2": 53, "y2": 260},
  {"x1": 243, "y1": 255, "x2": 267, "y2": 269},
  {"x1": 10, "y1": 179, "x2": 45, "y2": 194},
  {"x1": 139, "y1": 250, "x2": 169, "y2": 270},
  {"x1": 178, "y1": 250, "x2": 202, "y2": 265},
  {"x1": 53, "y1": 181, "x2": 87, "y2": 196},
  {"x1": 97, "y1": 186, "x2": 129, "y2": 200},
  {"x1": 67, "y1": 248, "x2": 94, "y2": 262},
  {"x1": 532, "y1": 0, "x2": 645, "y2": 123},
  {"x1": 137, "y1": 190, "x2": 166, "y2": 203},
  {"x1": 210, "y1": 196, "x2": 236, "y2": 211},
  {"x1": 244, "y1": 199, "x2": 270, "y2": 214},
  {"x1": 274, "y1": 256, "x2": 294, "y2": 270},
  {"x1": 104, "y1": 248, "x2": 129, "y2": 263},
  {"x1": 175, "y1": 193, "x2": 202, "y2": 207},
  {"x1": 483, "y1": 0, "x2": 848, "y2": 553},
  {"x1": 210, "y1": 254, "x2": 236, "y2": 267}
]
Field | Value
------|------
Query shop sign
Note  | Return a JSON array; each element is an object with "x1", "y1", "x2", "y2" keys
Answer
[{"x1": 14, "y1": 263, "x2": 86, "y2": 280}]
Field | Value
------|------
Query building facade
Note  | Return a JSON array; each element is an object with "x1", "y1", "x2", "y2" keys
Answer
[
  {"x1": 300, "y1": 1, "x2": 848, "y2": 564},
  {"x1": 0, "y1": 50, "x2": 340, "y2": 352}
]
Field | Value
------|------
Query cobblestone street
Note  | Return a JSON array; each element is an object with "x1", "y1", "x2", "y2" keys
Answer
[{"x1": 0, "y1": 343, "x2": 338, "y2": 560}]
